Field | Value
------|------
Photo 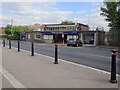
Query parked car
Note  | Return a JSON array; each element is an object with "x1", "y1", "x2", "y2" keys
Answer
[{"x1": 67, "y1": 38, "x2": 83, "y2": 47}]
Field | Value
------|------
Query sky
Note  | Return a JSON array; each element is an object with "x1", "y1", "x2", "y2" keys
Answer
[{"x1": 0, "y1": 1, "x2": 110, "y2": 31}]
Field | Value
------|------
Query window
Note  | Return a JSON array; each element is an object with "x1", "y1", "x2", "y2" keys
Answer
[
  {"x1": 44, "y1": 35, "x2": 49, "y2": 39},
  {"x1": 73, "y1": 35, "x2": 78, "y2": 39},
  {"x1": 35, "y1": 34, "x2": 41, "y2": 40},
  {"x1": 36, "y1": 35, "x2": 41, "y2": 38},
  {"x1": 67, "y1": 35, "x2": 73, "y2": 40},
  {"x1": 67, "y1": 35, "x2": 78, "y2": 40},
  {"x1": 44, "y1": 35, "x2": 53, "y2": 40},
  {"x1": 49, "y1": 35, "x2": 53, "y2": 39}
]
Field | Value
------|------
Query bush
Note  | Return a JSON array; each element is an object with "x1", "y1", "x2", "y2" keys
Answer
[
  {"x1": 7, "y1": 34, "x2": 20, "y2": 40},
  {"x1": 0, "y1": 34, "x2": 8, "y2": 38}
]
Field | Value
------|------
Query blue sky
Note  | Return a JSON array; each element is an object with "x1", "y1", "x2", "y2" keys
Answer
[
  {"x1": 57, "y1": 2, "x2": 95, "y2": 11},
  {"x1": 0, "y1": 2, "x2": 109, "y2": 31}
]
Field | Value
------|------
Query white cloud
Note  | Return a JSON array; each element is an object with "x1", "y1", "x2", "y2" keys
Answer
[
  {"x1": 1, "y1": 2, "x2": 76, "y2": 26},
  {"x1": 75, "y1": 10, "x2": 87, "y2": 14},
  {"x1": 77, "y1": 2, "x2": 110, "y2": 31},
  {"x1": 1, "y1": 2, "x2": 110, "y2": 31},
  {"x1": 1, "y1": 2, "x2": 59, "y2": 25},
  {"x1": 92, "y1": 2, "x2": 104, "y2": 7},
  {"x1": 71, "y1": 10, "x2": 109, "y2": 31},
  {"x1": 90, "y1": 13, "x2": 109, "y2": 31}
]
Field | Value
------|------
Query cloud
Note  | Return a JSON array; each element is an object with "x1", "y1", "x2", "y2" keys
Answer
[
  {"x1": 1, "y1": 2, "x2": 76, "y2": 26},
  {"x1": 75, "y1": 10, "x2": 87, "y2": 14},
  {"x1": 70, "y1": 10, "x2": 109, "y2": 31},
  {"x1": 1, "y1": 2, "x2": 109, "y2": 31},
  {"x1": 1, "y1": 2, "x2": 57, "y2": 25}
]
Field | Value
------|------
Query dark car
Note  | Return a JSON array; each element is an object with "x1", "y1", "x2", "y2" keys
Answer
[{"x1": 67, "y1": 38, "x2": 83, "y2": 47}]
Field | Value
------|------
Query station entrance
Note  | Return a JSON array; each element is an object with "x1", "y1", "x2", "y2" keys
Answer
[{"x1": 53, "y1": 34, "x2": 67, "y2": 43}]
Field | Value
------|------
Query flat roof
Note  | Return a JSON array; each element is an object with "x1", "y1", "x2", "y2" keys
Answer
[{"x1": 44, "y1": 23, "x2": 88, "y2": 27}]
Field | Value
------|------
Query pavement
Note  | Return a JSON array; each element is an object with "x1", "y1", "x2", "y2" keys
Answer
[{"x1": 1, "y1": 46, "x2": 119, "y2": 89}]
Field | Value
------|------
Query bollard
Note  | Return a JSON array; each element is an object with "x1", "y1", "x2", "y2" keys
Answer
[
  {"x1": 3, "y1": 39, "x2": 5, "y2": 47},
  {"x1": 18, "y1": 40, "x2": 20, "y2": 52},
  {"x1": 110, "y1": 49, "x2": 117, "y2": 83},
  {"x1": 54, "y1": 44, "x2": 58, "y2": 64},
  {"x1": 9, "y1": 40, "x2": 11, "y2": 49},
  {"x1": 31, "y1": 42, "x2": 34, "y2": 56}
]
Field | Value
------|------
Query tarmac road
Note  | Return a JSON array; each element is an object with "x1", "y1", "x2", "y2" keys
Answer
[{"x1": 3, "y1": 40, "x2": 120, "y2": 75}]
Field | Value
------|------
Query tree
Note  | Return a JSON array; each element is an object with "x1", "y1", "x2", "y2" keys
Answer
[
  {"x1": 101, "y1": 2, "x2": 118, "y2": 28},
  {"x1": 100, "y1": 2, "x2": 120, "y2": 46},
  {"x1": 61, "y1": 20, "x2": 75, "y2": 25},
  {"x1": 4, "y1": 25, "x2": 12, "y2": 35},
  {"x1": 4, "y1": 25, "x2": 30, "y2": 40}
]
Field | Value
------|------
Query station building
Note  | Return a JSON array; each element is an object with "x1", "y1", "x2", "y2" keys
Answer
[{"x1": 26, "y1": 23, "x2": 105, "y2": 46}]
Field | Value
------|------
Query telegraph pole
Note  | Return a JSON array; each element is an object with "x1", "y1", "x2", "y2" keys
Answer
[{"x1": 11, "y1": 19, "x2": 13, "y2": 34}]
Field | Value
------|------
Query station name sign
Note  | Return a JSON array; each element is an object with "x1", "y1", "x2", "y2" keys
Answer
[{"x1": 41, "y1": 31, "x2": 79, "y2": 35}]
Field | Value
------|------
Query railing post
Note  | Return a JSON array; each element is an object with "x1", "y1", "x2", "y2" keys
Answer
[
  {"x1": 54, "y1": 44, "x2": 58, "y2": 64},
  {"x1": 31, "y1": 42, "x2": 34, "y2": 56},
  {"x1": 18, "y1": 40, "x2": 20, "y2": 52},
  {"x1": 3, "y1": 39, "x2": 5, "y2": 47},
  {"x1": 9, "y1": 39, "x2": 11, "y2": 49},
  {"x1": 110, "y1": 49, "x2": 117, "y2": 83}
]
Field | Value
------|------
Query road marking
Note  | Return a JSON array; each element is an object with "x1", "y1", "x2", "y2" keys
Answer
[
  {"x1": 76, "y1": 52, "x2": 111, "y2": 59},
  {"x1": 9, "y1": 47, "x2": 120, "y2": 76},
  {"x1": 75, "y1": 50, "x2": 120, "y2": 60},
  {"x1": 0, "y1": 65, "x2": 25, "y2": 88}
]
